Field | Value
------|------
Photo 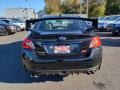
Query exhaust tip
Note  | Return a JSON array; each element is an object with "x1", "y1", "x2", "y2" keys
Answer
[
  {"x1": 30, "y1": 74, "x2": 39, "y2": 78},
  {"x1": 86, "y1": 71, "x2": 95, "y2": 75}
]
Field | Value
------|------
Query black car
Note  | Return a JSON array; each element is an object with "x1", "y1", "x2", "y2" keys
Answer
[
  {"x1": 107, "y1": 21, "x2": 120, "y2": 35},
  {"x1": 22, "y1": 15, "x2": 102, "y2": 78},
  {"x1": 0, "y1": 20, "x2": 17, "y2": 35}
]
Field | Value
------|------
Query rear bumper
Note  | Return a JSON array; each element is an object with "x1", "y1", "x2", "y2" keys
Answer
[
  {"x1": 22, "y1": 58, "x2": 101, "y2": 74},
  {"x1": 22, "y1": 47, "x2": 102, "y2": 74}
]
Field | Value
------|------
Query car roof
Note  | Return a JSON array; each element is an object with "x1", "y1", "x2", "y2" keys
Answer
[{"x1": 0, "y1": 18, "x2": 11, "y2": 21}]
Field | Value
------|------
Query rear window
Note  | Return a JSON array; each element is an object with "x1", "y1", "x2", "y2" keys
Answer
[
  {"x1": 11, "y1": 19, "x2": 20, "y2": 23},
  {"x1": 1, "y1": 20, "x2": 10, "y2": 23},
  {"x1": 35, "y1": 19, "x2": 88, "y2": 31}
]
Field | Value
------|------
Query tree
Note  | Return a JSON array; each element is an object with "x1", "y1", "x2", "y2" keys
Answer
[
  {"x1": 61, "y1": 0, "x2": 82, "y2": 14},
  {"x1": 44, "y1": 0, "x2": 106, "y2": 17},
  {"x1": 44, "y1": 0, "x2": 61, "y2": 14},
  {"x1": 105, "y1": 0, "x2": 120, "y2": 15},
  {"x1": 88, "y1": 0, "x2": 106, "y2": 17}
]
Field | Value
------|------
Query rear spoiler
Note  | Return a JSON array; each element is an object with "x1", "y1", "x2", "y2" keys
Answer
[{"x1": 26, "y1": 18, "x2": 98, "y2": 31}]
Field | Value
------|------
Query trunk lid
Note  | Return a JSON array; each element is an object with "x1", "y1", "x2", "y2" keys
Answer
[{"x1": 30, "y1": 31, "x2": 93, "y2": 59}]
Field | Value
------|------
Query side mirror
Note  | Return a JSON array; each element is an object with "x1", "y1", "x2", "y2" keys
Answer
[
  {"x1": 85, "y1": 19, "x2": 98, "y2": 31},
  {"x1": 26, "y1": 20, "x2": 35, "y2": 31},
  {"x1": 85, "y1": 27, "x2": 93, "y2": 32},
  {"x1": 90, "y1": 25, "x2": 98, "y2": 32},
  {"x1": 84, "y1": 26, "x2": 96, "y2": 33}
]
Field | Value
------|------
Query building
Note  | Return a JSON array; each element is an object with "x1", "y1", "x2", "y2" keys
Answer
[{"x1": 4, "y1": 8, "x2": 37, "y2": 20}]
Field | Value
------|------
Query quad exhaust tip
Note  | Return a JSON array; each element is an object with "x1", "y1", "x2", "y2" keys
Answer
[
  {"x1": 31, "y1": 74, "x2": 40, "y2": 79},
  {"x1": 85, "y1": 71, "x2": 95, "y2": 75}
]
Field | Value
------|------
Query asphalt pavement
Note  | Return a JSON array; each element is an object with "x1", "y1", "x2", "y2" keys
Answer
[{"x1": 0, "y1": 31, "x2": 120, "y2": 90}]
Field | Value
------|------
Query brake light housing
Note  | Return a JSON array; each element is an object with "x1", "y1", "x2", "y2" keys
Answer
[
  {"x1": 89, "y1": 36, "x2": 101, "y2": 48},
  {"x1": 22, "y1": 38, "x2": 35, "y2": 49}
]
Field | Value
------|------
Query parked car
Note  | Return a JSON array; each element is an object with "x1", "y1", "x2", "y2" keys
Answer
[
  {"x1": 22, "y1": 15, "x2": 102, "y2": 78},
  {"x1": 107, "y1": 18, "x2": 120, "y2": 35},
  {"x1": 0, "y1": 25, "x2": 8, "y2": 36},
  {"x1": 98, "y1": 16, "x2": 106, "y2": 22},
  {"x1": 0, "y1": 20, "x2": 17, "y2": 35},
  {"x1": 11, "y1": 19, "x2": 25, "y2": 31},
  {"x1": 98, "y1": 15, "x2": 120, "y2": 31},
  {"x1": 0, "y1": 18, "x2": 25, "y2": 31}
]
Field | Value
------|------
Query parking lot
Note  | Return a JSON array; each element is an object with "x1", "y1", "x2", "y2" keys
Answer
[{"x1": 0, "y1": 31, "x2": 120, "y2": 90}]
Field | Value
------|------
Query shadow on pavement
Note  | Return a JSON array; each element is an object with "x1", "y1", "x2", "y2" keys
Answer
[{"x1": 0, "y1": 41, "x2": 63, "y2": 83}]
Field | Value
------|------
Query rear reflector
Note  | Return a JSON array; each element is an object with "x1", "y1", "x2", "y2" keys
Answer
[
  {"x1": 22, "y1": 38, "x2": 35, "y2": 49},
  {"x1": 89, "y1": 36, "x2": 101, "y2": 48}
]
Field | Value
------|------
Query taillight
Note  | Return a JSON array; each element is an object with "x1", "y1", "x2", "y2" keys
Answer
[
  {"x1": 22, "y1": 38, "x2": 35, "y2": 49},
  {"x1": 89, "y1": 36, "x2": 101, "y2": 48}
]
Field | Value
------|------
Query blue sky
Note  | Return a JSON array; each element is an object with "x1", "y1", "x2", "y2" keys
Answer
[{"x1": 0, "y1": 0, "x2": 45, "y2": 16}]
